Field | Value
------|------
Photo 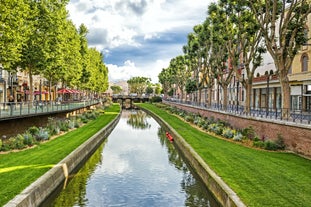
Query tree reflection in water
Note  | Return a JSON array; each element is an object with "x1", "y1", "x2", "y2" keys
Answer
[
  {"x1": 42, "y1": 140, "x2": 108, "y2": 207},
  {"x1": 126, "y1": 110, "x2": 151, "y2": 129},
  {"x1": 158, "y1": 127, "x2": 219, "y2": 207}
]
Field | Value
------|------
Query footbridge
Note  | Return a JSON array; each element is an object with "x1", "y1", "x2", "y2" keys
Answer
[{"x1": 112, "y1": 95, "x2": 149, "y2": 108}]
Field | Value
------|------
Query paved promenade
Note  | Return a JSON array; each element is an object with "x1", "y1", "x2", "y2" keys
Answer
[{"x1": 0, "y1": 100, "x2": 100, "y2": 120}]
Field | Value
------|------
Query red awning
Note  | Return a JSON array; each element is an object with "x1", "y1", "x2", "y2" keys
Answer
[{"x1": 57, "y1": 88, "x2": 74, "y2": 94}]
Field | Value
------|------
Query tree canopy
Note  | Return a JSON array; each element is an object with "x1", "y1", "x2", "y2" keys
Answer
[{"x1": 0, "y1": 0, "x2": 109, "y2": 96}]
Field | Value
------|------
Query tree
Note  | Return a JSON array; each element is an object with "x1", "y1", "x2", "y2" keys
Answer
[
  {"x1": 127, "y1": 76, "x2": 151, "y2": 95},
  {"x1": 168, "y1": 55, "x2": 190, "y2": 100},
  {"x1": 249, "y1": 0, "x2": 311, "y2": 116},
  {"x1": 158, "y1": 68, "x2": 173, "y2": 97},
  {"x1": 0, "y1": 0, "x2": 30, "y2": 69},
  {"x1": 111, "y1": 85, "x2": 122, "y2": 94}
]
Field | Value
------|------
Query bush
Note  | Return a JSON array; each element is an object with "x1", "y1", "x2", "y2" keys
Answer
[
  {"x1": 13, "y1": 135, "x2": 26, "y2": 149},
  {"x1": 28, "y1": 126, "x2": 40, "y2": 136},
  {"x1": 36, "y1": 127, "x2": 49, "y2": 141},
  {"x1": 22, "y1": 132, "x2": 35, "y2": 146},
  {"x1": 264, "y1": 140, "x2": 279, "y2": 151},
  {"x1": 233, "y1": 132, "x2": 243, "y2": 141},
  {"x1": 150, "y1": 96, "x2": 162, "y2": 103},
  {"x1": 68, "y1": 119, "x2": 75, "y2": 129},
  {"x1": 275, "y1": 134, "x2": 286, "y2": 150},
  {"x1": 253, "y1": 140, "x2": 265, "y2": 148},
  {"x1": 185, "y1": 115, "x2": 194, "y2": 123},
  {"x1": 208, "y1": 123, "x2": 223, "y2": 135},
  {"x1": 222, "y1": 128, "x2": 234, "y2": 139},
  {"x1": 242, "y1": 126, "x2": 256, "y2": 140}
]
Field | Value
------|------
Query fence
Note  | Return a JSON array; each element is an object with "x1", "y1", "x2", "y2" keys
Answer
[
  {"x1": 165, "y1": 99, "x2": 311, "y2": 125},
  {"x1": 0, "y1": 100, "x2": 100, "y2": 119}
]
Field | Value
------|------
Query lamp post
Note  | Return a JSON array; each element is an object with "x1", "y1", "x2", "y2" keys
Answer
[
  {"x1": 236, "y1": 78, "x2": 239, "y2": 112},
  {"x1": 266, "y1": 72, "x2": 271, "y2": 116},
  {"x1": 39, "y1": 79, "x2": 42, "y2": 102}
]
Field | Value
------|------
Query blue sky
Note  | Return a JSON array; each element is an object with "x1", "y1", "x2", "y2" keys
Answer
[{"x1": 67, "y1": 0, "x2": 215, "y2": 83}]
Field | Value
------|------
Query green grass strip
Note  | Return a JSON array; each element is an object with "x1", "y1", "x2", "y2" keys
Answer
[
  {"x1": 139, "y1": 103, "x2": 311, "y2": 207},
  {"x1": 0, "y1": 104, "x2": 120, "y2": 206}
]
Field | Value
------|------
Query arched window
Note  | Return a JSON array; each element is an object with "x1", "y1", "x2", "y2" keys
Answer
[{"x1": 302, "y1": 54, "x2": 309, "y2": 72}]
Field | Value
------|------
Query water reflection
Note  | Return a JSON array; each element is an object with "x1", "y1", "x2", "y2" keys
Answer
[
  {"x1": 127, "y1": 110, "x2": 151, "y2": 129},
  {"x1": 46, "y1": 110, "x2": 220, "y2": 207}
]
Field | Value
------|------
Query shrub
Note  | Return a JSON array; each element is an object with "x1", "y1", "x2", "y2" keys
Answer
[
  {"x1": 253, "y1": 140, "x2": 265, "y2": 148},
  {"x1": 208, "y1": 123, "x2": 223, "y2": 135},
  {"x1": 28, "y1": 126, "x2": 40, "y2": 136},
  {"x1": 222, "y1": 128, "x2": 234, "y2": 139},
  {"x1": 264, "y1": 140, "x2": 279, "y2": 151},
  {"x1": 36, "y1": 127, "x2": 49, "y2": 141},
  {"x1": 22, "y1": 132, "x2": 35, "y2": 146},
  {"x1": 185, "y1": 115, "x2": 194, "y2": 123},
  {"x1": 242, "y1": 126, "x2": 256, "y2": 140},
  {"x1": 275, "y1": 134, "x2": 286, "y2": 150},
  {"x1": 233, "y1": 132, "x2": 243, "y2": 141},
  {"x1": 150, "y1": 96, "x2": 162, "y2": 103},
  {"x1": 67, "y1": 119, "x2": 75, "y2": 129}
]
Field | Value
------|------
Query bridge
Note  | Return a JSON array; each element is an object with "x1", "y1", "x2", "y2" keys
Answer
[{"x1": 112, "y1": 95, "x2": 150, "y2": 108}]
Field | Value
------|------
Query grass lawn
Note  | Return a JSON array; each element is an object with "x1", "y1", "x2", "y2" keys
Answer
[
  {"x1": 139, "y1": 103, "x2": 311, "y2": 207},
  {"x1": 0, "y1": 104, "x2": 120, "y2": 206}
]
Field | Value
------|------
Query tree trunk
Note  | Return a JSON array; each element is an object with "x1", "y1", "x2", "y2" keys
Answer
[
  {"x1": 222, "y1": 85, "x2": 229, "y2": 110},
  {"x1": 279, "y1": 67, "x2": 291, "y2": 119},
  {"x1": 28, "y1": 67, "x2": 33, "y2": 102},
  {"x1": 207, "y1": 87, "x2": 212, "y2": 108},
  {"x1": 198, "y1": 88, "x2": 202, "y2": 105}
]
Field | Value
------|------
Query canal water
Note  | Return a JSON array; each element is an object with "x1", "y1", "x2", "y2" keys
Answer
[{"x1": 44, "y1": 110, "x2": 220, "y2": 207}]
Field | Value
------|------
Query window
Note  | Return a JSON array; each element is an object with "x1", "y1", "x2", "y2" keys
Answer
[{"x1": 302, "y1": 54, "x2": 309, "y2": 72}]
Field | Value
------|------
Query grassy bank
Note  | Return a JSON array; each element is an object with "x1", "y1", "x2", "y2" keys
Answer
[
  {"x1": 0, "y1": 104, "x2": 120, "y2": 206},
  {"x1": 139, "y1": 103, "x2": 311, "y2": 207}
]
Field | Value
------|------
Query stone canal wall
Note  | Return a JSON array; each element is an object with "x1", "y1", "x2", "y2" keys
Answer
[
  {"x1": 165, "y1": 102, "x2": 311, "y2": 158},
  {"x1": 141, "y1": 107, "x2": 246, "y2": 207},
  {"x1": 4, "y1": 113, "x2": 121, "y2": 207}
]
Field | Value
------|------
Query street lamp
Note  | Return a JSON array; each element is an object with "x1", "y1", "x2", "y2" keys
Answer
[
  {"x1": 39, "y1": 79, "x2": 42, "y2": 102},
  {"x1": 266, "y1": 71, "x2": 272, "y2": 116}
]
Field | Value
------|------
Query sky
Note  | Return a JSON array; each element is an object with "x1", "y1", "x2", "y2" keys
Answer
[{"x1": 66, "y1": 0, "x2": 215, "y2": 83}]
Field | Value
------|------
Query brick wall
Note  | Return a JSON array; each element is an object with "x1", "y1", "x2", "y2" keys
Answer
[{"x1": 166, "y1": 102, "x2": 311, "y2": 158}]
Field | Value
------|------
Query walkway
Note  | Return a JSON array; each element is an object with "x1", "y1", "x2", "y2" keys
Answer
[
  {"x1": 164, "y1": 99, "x2": 311, "y2": 125},
  {"x1": 0, "y1": 100, "x2": 100, "y2": 120}
]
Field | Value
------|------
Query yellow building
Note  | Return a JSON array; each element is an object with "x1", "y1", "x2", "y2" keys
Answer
[{"x1": 288, "y1": 13, "x2": 311, "y2": 111}]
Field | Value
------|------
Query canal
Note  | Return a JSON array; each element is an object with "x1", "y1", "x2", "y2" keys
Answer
[{"x1": 43, "y1": 110, "x2": 220, "y2": 207}]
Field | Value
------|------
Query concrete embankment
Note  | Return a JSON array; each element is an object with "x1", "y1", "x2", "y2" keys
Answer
[
  {"x1": 140, "y1": 107, "x2": 246, "y2": 207},
  {"x1": 4, "y1": 113, "x2": 121, "y2": 207}
]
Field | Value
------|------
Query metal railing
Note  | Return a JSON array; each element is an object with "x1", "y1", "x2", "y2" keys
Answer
[
  {"x1": 164, "y1": 99, "x2": 311, "y2": 125},
  {"x1": 0, "y1": 100, "x2": 100, "y2": 119}
]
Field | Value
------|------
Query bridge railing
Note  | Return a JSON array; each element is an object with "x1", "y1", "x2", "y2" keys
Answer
[{"x1": 0, "y1": 100, "x2": 100, "y2": 119}]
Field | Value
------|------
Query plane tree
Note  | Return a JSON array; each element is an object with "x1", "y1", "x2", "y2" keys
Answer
[
  {"x1": 249, "y1": 0, "x2": 311, "y2": 116},
  {"x1": 0, "y1": 0, "x2": 30, "y2": 69},
  {"x1": 127, "y1": 76, "x2": 151, "y2": 95}
]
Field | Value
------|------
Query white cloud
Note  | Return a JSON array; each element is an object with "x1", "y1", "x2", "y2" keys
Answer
[{"x1": 67, "y1": 0, "x2": 216, "y2": 83}]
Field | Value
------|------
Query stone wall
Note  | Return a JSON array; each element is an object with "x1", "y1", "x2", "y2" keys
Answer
[{"x1": 166, "y1": 102, "x2": 311, "y2": 157}]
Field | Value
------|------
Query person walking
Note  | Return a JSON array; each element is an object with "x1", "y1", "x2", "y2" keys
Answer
[{"x1": 8, "y1": 95, "x2": 14, "y2": 115}]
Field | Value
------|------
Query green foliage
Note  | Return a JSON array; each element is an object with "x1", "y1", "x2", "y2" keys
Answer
[
  {"x1": 208, "y1": 123, "x2": 223, "y2": 135},
  {"x1": 233, "y1": 132, "x2": 243, "y2": 141},
  {"x1": 150, "y1": 96, "x2": 162, "y2": 103},
  {"x1": 275, "y1": 134, "x2": 286, "y2": 150},
  {"x1": 22, "y1": 132, "x2": 35, "y2": 146},
  {"x1": 127, "y1": 76, "x2": 151, "y2": 95},
  {"x1": 222, "y1": 128, "x2": 234, "y2": 139},
  {"x1": 242, "y1": 126, "x2": 256, "y2": 140},
  {"x1": 36, "y1": 127, "x2": 49, "y2": 141},
  {"x1": 28, "y1": 126, "x2": 40, "y2": 136}
]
